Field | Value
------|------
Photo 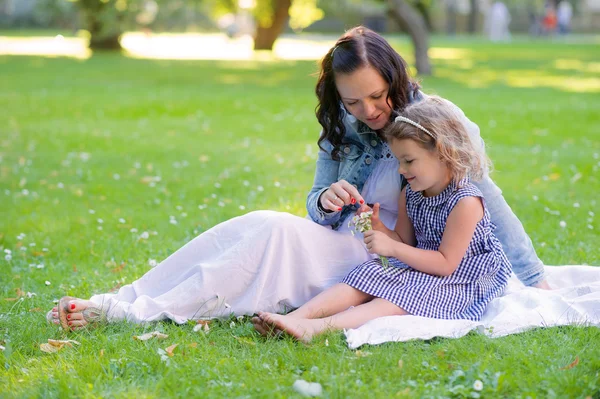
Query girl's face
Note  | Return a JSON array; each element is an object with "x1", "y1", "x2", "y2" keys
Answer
[
  {"x1": 335, "y1": 65, "x2": 392, "y2": 131},
  {"x1": 389, "y1": 138, "x2": 452, "y2": 197}
]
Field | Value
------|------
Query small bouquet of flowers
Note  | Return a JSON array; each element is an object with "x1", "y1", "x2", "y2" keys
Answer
[{"x1": 348, "y1": 211, "x2": 390, "y2": 269}]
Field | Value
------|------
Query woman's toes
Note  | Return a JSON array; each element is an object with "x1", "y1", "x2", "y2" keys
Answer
[
  {"x1": 67, "y1": 312, "x2": 84, "y2": 321},
  {"x1": 66, "y1": 299, "x2": 95, "y2": 313},
  {"x1": 68, "y1": 319, "x2": 87, "y2": 328}
]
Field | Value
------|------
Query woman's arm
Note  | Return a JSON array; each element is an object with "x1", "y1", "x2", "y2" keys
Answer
[
  {"x1": 475, "y1": 177, "x2": 545, "y2": 286},
  {"x1": 306, "y1": 142, "x2": 343, "y2": 226},
  {"x1": 364, "y1": 196, "x2": 483, "y2": 277}
]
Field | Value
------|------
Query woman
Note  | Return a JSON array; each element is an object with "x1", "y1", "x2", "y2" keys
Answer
[{"x1": 49, "y1": 26, "x2": 549, "y2": 331}]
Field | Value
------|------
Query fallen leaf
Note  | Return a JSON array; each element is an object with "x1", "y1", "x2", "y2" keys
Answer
[
  {"x1": 4, "y1": 288, "x2": 26, "y2": 301},
  {"x1": 398, "y1": 359, "x2": 403, "y2": 369},
  {"x1": 561, "y1": 356, "x2": 579, "y2": 370},
  {"x1": 48, "y1": 339, "x2": 80, "y2": 347},
  {"x1": 196, "y1": 320, "x2": 212, "y2": 326},
  {"x1": 100, "y1": 349, "x2": 105, "y2": 357},
  {"x1": 189, "y1": 343, "x2": 197, "y2": 348},
  {"x1": 354, "y1": 350, "x2": 372, "y2": 357},
  {"x1": 40, "y1": 339, "x2": 80, "y2": 353},
  {"x1": 133, "y1": 331, "x2": 169, "y2": 341},
  {"x1": 165, "y1": 344, "x2": 178, "y2": 357},
  {"x1": 40, "y1": 343, "x2": 59, "y2": 353},
  {"x1": 549, "y1": 173, "x2": 561, "y2": 181},
  {"x1": 29, "y1": 308, "x2": 43, "y2": 312},
  {"x1": 110, "y1": 262, "x2": 126, "y2": 273}
]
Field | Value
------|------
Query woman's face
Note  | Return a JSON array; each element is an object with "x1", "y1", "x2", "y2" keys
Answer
[{"x1": 335, "y1": 65, "x2": 392, "y2": 131}]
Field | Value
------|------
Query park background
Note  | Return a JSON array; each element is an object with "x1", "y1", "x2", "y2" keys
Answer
[{"x1": 1, "y1": 0, "x2": 599, "y2": 397}]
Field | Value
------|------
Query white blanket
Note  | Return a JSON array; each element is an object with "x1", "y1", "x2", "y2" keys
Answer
[{"x1": 344, "y1": 265, "x2": 600, "y2": 349}]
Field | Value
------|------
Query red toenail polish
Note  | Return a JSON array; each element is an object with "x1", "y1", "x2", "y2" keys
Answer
[
  {"x1": 68, "y1": 322, "x2": 72, "y2": 325},
  {"x1": 70, "y1": 304, "x2": 76, "y2": 310},
  {"x1": 67, "y1": 314, "x2": 71, "y2": 319},
  {"x1": 337, "y1": 207, "x2": 342, "y2": 211},
  {"x1": 359, "y1": 200, "x2": 364, "y2": 204},
  {"x1": 351, "y1": 198, "x2": 356, "y2": 204}
]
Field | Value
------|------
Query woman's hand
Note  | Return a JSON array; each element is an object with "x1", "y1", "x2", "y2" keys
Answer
[
  {"x1": 319, "y1": 179, "x2": 364, "y2": 212},
  {"x1": 363, "y1": 229, "x2": 396, "y2": 257}
]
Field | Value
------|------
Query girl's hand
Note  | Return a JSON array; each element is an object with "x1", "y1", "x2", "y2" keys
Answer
[
  {"x1": 364, "y1": 229, "x2": 396, "y2": 257},
  {"x1": 370, "y1": 203, "x2": 385, "y2": 232},
  {"x1": 320, "y1": 179, "x2": 365, "y2": 212}
]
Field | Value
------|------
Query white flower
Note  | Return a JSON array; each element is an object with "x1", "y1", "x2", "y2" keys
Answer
[
  {"x1": 130, "y1": 228, "x2": 138, "y2": 233},
  {"x1": 113, "y1": 173, "x2": 120, "y2": 180},
  {"x1": 559, "y1": 221, "x2": 567, "y2": 228},
  {"x1": 239, "y1": 205, "x2": 246, "y2": 210},
  {"x1": 140, "y1": 231, "x2": 149, "y2": 239},
  {"x1": 148, "y1": 259, "x2": 157, "y2": 267},
  {"x1": 229, "y1": 321, "x2": 235, "y2": 328},
  {"x1": 97, "y1": 218, "x2": 103, "y2": 224},
  {"x1": 89, "y1": 209, "x2": 96, "y2": 214},
  {"x1": 5, "y1": 254, "x2": 11, "y2": 261},
  {"x1": 257, "y1": 186, "x2": 264, "y2": 192},
  {"x1": 45, "y1": 281, "x2": 51, "y2": 286},
  {"x1": 4, "y1": 249, "x2": 11, "y2": 254},
  {"x1": 119, "y1": 218, "x2": 126, "y2": 224},
  {"x1": 473, "y1": 380, "x2": 483, "y2": 391}
]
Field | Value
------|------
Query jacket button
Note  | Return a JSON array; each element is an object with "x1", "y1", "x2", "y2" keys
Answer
[
  {"x1": 365, "y1": 157, "x2": 372, "y2": 165},
  {"x1": 344, "y1": 146, "x2": 351, "y2": 154},
  {"x1": 371, "y1": 140, "x2": 378, "y2": 147}
]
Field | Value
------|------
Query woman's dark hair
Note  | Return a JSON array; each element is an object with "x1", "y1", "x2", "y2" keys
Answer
[{"x1": 315, "y1": 26, "x2": 419, "y2": 160}]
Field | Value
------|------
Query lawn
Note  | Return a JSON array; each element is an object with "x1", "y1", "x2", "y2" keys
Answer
[{"x1": 1, "y1": 34, "x2": 599, "y2": 398}]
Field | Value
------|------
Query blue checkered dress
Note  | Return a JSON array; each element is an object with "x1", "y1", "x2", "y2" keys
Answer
[{"x1": 342, "y1": 180, "x2": 512, "y2": 321}]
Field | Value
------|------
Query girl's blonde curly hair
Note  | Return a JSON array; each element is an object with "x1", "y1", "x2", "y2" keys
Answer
[{"x1": 384, "y1": 95, "x2": 491, "y2": 185}]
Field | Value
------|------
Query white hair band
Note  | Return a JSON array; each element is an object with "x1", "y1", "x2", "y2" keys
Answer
[{"x1": 394, "y1": 116, "x2": 435, "y2": 139}]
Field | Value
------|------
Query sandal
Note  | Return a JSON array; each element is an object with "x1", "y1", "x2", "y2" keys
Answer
[{"x1": 57, "y1": 296, "x2": 106, "y2": 331}]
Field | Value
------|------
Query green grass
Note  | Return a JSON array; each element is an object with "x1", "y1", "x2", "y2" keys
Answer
[{"x1": 1, "y1": 35, "x2": 599, "y2": 398}]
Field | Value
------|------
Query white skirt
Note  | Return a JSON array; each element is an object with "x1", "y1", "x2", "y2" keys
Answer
[{"x1": 89, "y1": 211, "x2": 376, "y2": 324}]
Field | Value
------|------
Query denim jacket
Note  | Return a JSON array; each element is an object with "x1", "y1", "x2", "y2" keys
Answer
[{"x1": 306, "y1": 93, "x2": 545, "y2": 286}]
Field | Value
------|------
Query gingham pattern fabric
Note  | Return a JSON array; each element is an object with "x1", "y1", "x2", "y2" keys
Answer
[{"x1": 342, "y1": 180, "x2": 512, "y2": 321}]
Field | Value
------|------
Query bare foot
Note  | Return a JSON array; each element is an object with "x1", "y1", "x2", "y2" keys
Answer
[
  {"x1": 252, "y1": 315, "x2": 283, "y2": 338},
  {"x1": 258, "y1": 311, "x2": 318, "y2": 343},
  {"x1": 47, "y1": 297, "x2": 99, "y2": 331},
  {"x1": 533, "y1": 280, "x2": 552, "y2": 290}
]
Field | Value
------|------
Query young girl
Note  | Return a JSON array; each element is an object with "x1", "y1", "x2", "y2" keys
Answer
[{"x1": 253, "y1": 96, "x2": 512, "y2": 342}]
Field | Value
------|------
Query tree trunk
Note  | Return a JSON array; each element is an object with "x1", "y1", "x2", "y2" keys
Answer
[
  {"x1": 386, "y1": 0, "x2": 431, "y2": 76},
  {"x1": 253, "y1": 0, "x2": 291, "y2": 51},
  {"x1": 413, "y1": 1, "x2": 433, "y2": 32},
  {"x1": 446, "y1": 0, "x2": 457, "y2": 35},
  {"x1": 78, "y1": 0, "x2": 123, "y2": 50},
  {"x1": 467, "y1": 0, "x2": 478, "y2": 34}
]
